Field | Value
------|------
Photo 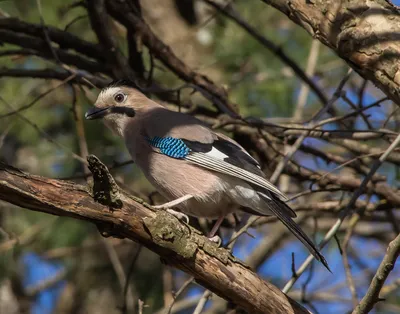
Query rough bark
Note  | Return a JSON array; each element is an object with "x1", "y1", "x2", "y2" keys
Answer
[
  {"x1": 261, "y1": 0, "x2": 400, "y2": 107},
  {"x1": 0, "y1": 158, "x2": 309, "y2": 314}
]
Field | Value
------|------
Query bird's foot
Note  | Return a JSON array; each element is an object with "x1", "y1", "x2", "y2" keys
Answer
[
  {"x1": 208, "y1": 235, "x2": 222, "y2": 246},
  {"x1": 165, "y1": 208, "x2": 189, "y2": 224}
]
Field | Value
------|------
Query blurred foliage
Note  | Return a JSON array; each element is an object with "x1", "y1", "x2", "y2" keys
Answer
[{"x1": 0, "y1": 0, "x2": 398, "y2": 313}]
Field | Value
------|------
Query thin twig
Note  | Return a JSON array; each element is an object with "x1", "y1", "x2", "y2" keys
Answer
[
  {"x1": 121, "y1": 245, "x2": 142, "y2": 314},
  {"x1": 165, "y1": 277, "x2": 194, "y2": 314},
  {"x1": 101, "y1": 237, "x2": 127, "y2": 290},
  {"x1": 293, "y1": 40, "x2": 321, "y2": 120},
  {"x1": 283, "y1": 132, "x2": 400, "y2": 293},
  {"x1": 352, "y1": 232, "x2": 400, "y2": 314},
  {"x1": 193, "y1": 290, "x2": 213, "y2": 314},
  {"x1": 36, "y1": 0, "x2": 62, "y2": 64},
  {"x1": 203, "y1": 0, "x2": 328, "y2": 108},
  {"x1": 281, "y1": 39, "x2": 320, "y2": 192},
  {"x1": 342, "y1": 213, "x2": 361, "y2": 308},
  {"x1": 0, "y1": 217, "x2": 58, "y2": 253},
  {"x1": 25, "y1": 268, "x2": 67, "y2": 296},
  {"x1": 0, "y1": 74, "x2": 76, "y2": 119},
  {"x1": 71, "y1": 85, "x2": 90, "y2": 176},
  {"x1": 0, "y1": 95, "x2": 87, "y2": 165},
  {"x1": 270, "y1": 69, "x2": 353, "y2": 184}
]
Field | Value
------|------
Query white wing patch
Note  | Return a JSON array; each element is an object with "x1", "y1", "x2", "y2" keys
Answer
[
  {"x1": 207, "y1": 143, "x2": 261, "y2": 169},
  {"x1": 206, "y1": 146, "x2": 229, "y2": 160}
]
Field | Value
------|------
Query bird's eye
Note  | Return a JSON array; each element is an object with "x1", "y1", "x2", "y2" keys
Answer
[{"x1": 114, "y1": 93, "x2": 126, "y2": 103}]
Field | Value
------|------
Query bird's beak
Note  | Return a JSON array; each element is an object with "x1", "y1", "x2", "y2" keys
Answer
[{"x1": 85, "y1": 106, "x2": 110, "y2": 120}]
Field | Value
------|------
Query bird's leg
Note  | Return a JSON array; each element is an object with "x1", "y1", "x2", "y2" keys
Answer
[
  {"x1": 152, "y1": 194, "x2": 193, "y2": 209},
  {"x1": 207, "y1": 215, "x2": 225, "y2": 244},
  {"x1": 153, "y1": 194, "x2": 193, "y2": 224},
  {"x1": 208, "y1": 215, "x2": 225, "y2": 237}
]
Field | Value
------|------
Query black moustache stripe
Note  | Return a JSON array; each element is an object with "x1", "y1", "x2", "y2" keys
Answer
[{"x1": 110, "y1": 106, "x2": 136, "y2": 117}]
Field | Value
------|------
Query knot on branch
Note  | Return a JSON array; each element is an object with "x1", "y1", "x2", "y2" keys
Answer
[
  {"x1": 87, "y1": 154, "x2": 122, "y2": 209},
  {"x1": 143, "y1": 212, "x2": 239, "y2": 265}
]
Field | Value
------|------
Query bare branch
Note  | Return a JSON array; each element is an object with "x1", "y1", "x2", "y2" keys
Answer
[
  {"x1": 283, "y1": 133, "x2": 400, "y2": 293},
  {"x1": 269, "y1": 69, "x2": 352, "y2": 183},
  {"x1": 0, "y1": 74, "x2": 76, "y2": 119},
  {"x1": 0, "y1": 159, "x2": 310, "y2": 314},
  {"x1": 352, "y1": 232, "x2": 400, "y2": 314},
  {"x1": 0, "y1": 68, "x2": 107, "y2": 87},
  {"x1": 0, "y1": 17, "x2": 104, "y2": 60},
  {"x1": 0, "y1": 29, "x2": 108, "y2": 74},
  {"x1": 204, "y1": 0, "x2": 329, "y2": 109},
  {"x1": 260, "y1": 0, "x2": 400, "y2": 108},
  {"x1": 87, "y1": 0, "x2": 134, "y2": 78}
]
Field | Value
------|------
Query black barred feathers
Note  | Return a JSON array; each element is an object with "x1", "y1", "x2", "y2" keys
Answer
[{"x1": 147, "y1": 136, "x2": 190, "y2": 158}]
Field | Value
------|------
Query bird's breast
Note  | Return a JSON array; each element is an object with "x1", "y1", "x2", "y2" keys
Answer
[
  {"x1": 123, "y1": 132, "x2": 237, "y2": 217},
  {"x1": 137, "y1": 150, "x2": 234, "y2": 217}
]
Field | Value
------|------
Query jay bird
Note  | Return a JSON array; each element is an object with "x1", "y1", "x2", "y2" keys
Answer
[{"x1": 85, "y1": 80, "x2": 329, "y2": 270}]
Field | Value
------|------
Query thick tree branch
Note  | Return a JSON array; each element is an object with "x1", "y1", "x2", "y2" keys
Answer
[
  {"x1": 125, "y1": 0, "x2": 145, "y2": 77},
  {"x1": 0, "y1": 158, "x2": 309, "y2": 314},
  {"x1": 0, "y1": 17, "x2": 104, "y2": 61},
  {"x1": 0, "y1": 68, "x2": 108, "y2": 87},
  {"x1": 260, "y1": 0, "x2": 400, "y2": 108},
  {"x1": 0, "y1": 30, "x2": 108, "y2": 74},
  {"x1": 86, "y1": 0, "x2": 134, "y2": 79}
]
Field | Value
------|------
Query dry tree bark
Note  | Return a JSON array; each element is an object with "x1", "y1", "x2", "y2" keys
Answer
[
  {"x1": 1, "y1": 1, "x2": 399, "y2": 312},
  {"x1": 261, "y1": 0, "x2": 400, "y2": 107},
  {"x1": 0, "y1": 157, "x2": 310, "y2": 314}
]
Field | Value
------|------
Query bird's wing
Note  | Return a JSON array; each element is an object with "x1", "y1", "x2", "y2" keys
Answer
[
  {"x1": 186, "y1": 151, "x2": 287, "y2": 200},
  {"x1": 146, "y1": 132, "x2": 287, "y2": 201}
]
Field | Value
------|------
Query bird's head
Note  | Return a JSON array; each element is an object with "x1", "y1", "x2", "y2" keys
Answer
[{"x1": 85, "y1": 80, "x2": 150, "y2": 136}]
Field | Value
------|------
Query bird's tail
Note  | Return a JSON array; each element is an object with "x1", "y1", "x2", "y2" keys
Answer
[{"x1": 258, "y1": 193, "x2": 331, "y2": 272}]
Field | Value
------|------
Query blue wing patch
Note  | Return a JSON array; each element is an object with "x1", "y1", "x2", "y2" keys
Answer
[{"x1": 147, "y1": 136, "x2": 191, "y2": 158}]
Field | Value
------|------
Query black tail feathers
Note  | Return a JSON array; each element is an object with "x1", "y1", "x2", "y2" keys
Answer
[{"x1": 258, "y1": 193, "x2": 331, "y2": 272}]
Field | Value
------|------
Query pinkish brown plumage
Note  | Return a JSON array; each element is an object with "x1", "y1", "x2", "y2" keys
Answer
[
  {"x1": 85, "y1": 80, "x2": 330, "y2": 270},
  {"x1": 123, "y1": 111, "x2": 234, "y2": 219}
]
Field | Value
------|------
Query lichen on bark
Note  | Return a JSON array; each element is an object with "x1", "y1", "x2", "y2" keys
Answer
[
  {"x1": 143, "y1": 211, "x2": 242, "y2": 265},
  {"x1": 87, "y1": 154, "x2": 123, "y2": 209}
]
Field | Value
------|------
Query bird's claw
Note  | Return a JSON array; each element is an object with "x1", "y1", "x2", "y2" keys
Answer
[
  {"x1": 208, "y1": 235, "x2": 222, "y2": 246},
  {"x1": 166, "y1": 209, "x2": 189, "y2": 224}
]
